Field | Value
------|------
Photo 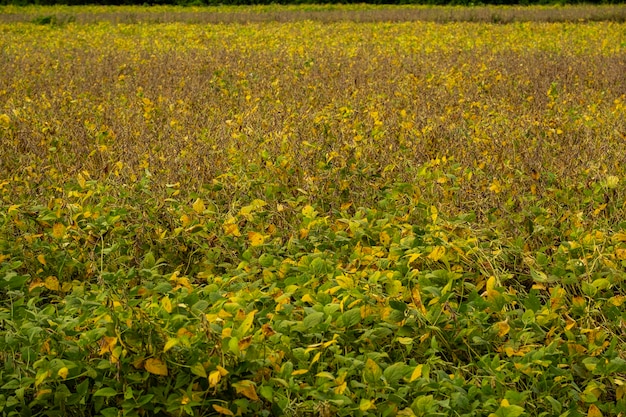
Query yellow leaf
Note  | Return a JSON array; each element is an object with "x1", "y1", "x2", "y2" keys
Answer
[
  {"x1": 238, "y1": 335, "x2": 253, "y2": 351},
  {"x1": 489, "y1": 179, "x2": 502, "y2": 194},
  {"x1": 57, "y1": 367, "x2": 69, "y2": 379},
  {"x1": 77, "y1": 173, "x2": 86, "y2": 189},
  {"x1": 235, "y1": 310, "x2": 257, "y2": 338},
  {"x1": 609, "y1": 295, "x2": 626, "y2": 306},
  {"x1": 428, "y1": 246, "x2": 446, "y2": 262},
  {"x1": 430, "y1": 205, "x2": 438, "y2": 223},
  {"x1": 409, "y1": 364, "x2": 423, "y2": 382},
  {"x1": 0, "y1": 113, "x2": 10, "y2": 128},
  {"x1": 411, "y1": 286, "x2": 427, "y2": 315},
  {"x1": 302, "y1": 205, "x2": 316, "y2": 218},
  {"x1": 496, "y1": 320, "x2": 510, "y2": 337},
  {"x1": 180, "y1": 214, "x2": 191, "y2": 227},
  {"x1": 37, "y1": 254, "x2": 46, "y2": 266},
  {"x1": 616, "y1": 249, "x2": 626, "y2": 260},
  {"x1": 192, "y1": 198, "x2": 205, "y2": 214},
  {"x1": 52, "y1": 223, "x2": 66, "y2": 239},
  {"x1": 223, "y1": 222, "x2": 241, "y2": 237},
  {"x1": 593, "y1": 203, "x2": 607, "y2": 216},
  {"x1": 248, "y1": 231, "x2": 265, "y2": 247},
  {"x1": 29, "y1": 279, "x2": 44, "y2": 292},
  {"x1": 379, "y1": 231, "x2": 391, "y2": 246},
  {"x1": 239, "y1": 199, "x2": 266, "y2": 220},
  {"x1": 310, "y1": 351, "x2": 322, "y2": 365},
  {"x1": 336, "y1": 274, "x2": 354, "y2": 289},
  {"x1": 364, "y1": 358, "x2": 382, "y2": 382},
  {"x1": 407, "y1": 253, "x2": 421, "y2": 265},
  {"x1": 216, "y1": 365, "x2": 229, "y2": 376},
  {"x1": 605, "y1": 175, "x2": 619, "y2": 189},
  {"x1": 163, "y1": 338, "x2": 179, "y2": 353},
  {"x1": 292, "y1": 369, "x2": 309, "y2": 376},
  {"x1": 613, "y1": 232, "x2": 626, "y2": 243},
  {"x1": 209, "y1": 370, "x2": 222, "y2": 387},
  {"x1": 99, "y1": 336, "x2": 117, "y2": 355},
  {"x1": 301, "y1": 294, "x2": 315, "y2": 304},
  {"x1": 334, "y1": 381, "x2": 347, "y2": 395},
  {"x1": 145, "y1": 358, "x2": 168, "y2": 376},
  {"x1": 360, "y1": 399, "x2": 375, "y2": 411},
  {"x1": 44, "y1": 276, "x2": 59, "y2": 291},
  {"x1": 233, "y1": 380, "x2": 259, "y2": 401},
  {"x1": 588, "y1": 404, "x2": 603, "y2": 417},
  {"x1": 161, "y1": 296, "x2": 172, "y2": 313},
  {"x1": 212, "y1": 405, "x2": 234, "y2": 416}
]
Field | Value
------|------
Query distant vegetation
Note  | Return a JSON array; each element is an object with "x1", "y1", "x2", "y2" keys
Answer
[
  {"x1": 1, "y1": 4, "x2": 626, "y2": 22},
  {"x1": 0, "y1": 0, "x2": 625, "y2": 7}
]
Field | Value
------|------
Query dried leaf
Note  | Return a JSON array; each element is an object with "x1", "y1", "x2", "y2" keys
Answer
[
  {"x1": 588, "y1": 404, "x2": 603, "y2": 417},
  {"x1": 212, "y1": 405, "x2": 234, "y2": 416}
]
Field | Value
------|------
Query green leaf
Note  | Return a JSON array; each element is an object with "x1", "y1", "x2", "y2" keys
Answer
[
  {"x1": 309, "y1": 257, "x2": 328, "y2": 275},
  {"x1": 521, "y1": 309, "x2": 535, "y2": 325},
  {"x1": 259, "y1": 385, "x2": 273, "y2": 401},
  {"x1": 389, "y1": 300, "x2": 407, "y2": 312},
  {"x1": 592, "y1": 278, "x2": 611, "y2": 290},
  {"x1": 383, "y1": 362, "x2": 410, "y2": 385},
  {"x1": 136, "y1": 394, "x2": 155, "y2": 407},
  {"x1": 494, "y1": 404, "x2": 525, "y2": 417},
  {"x1": 544, "y1": 396, "x2": 561, "y2": 414},
  {"x1": 93, "y1": 387, "x2": 118, "y2": 397},
  {"x1": 341, "y1": 308, "x2": 361, "y2": 328},
  {"x1": 303, "y1": 311, "x2": 325, "y2": 329},
  {"x1": 1, "y1": 380, "x2": 20, "y2": 389},
  {"x1": 100, "y1": 407, "x2": 119, "y2": 417},
  {"x1": 1, "y1": 272, "x2": 29, "y2": 290},
  {"x1": 530, "y1": 269, "x2": 553, "y2": 283},
  {"x1": 191, "y1": 363, "x2": 207, "y2": 378}
]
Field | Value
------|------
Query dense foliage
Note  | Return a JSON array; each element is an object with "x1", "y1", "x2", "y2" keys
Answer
[{"x1": 0, "y1": 6, "x2": 625, "y2": 416}]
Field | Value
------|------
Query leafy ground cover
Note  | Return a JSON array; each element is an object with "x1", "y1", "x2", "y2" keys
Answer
[{"x1": 0, "y1": 7, "x2": 625, "y2": 416}]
